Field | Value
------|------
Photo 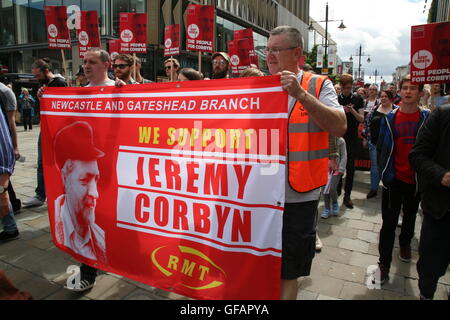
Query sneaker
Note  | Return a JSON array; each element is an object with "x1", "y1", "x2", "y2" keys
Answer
[
  {"x1": 366, "y1": 190, "x2": 377, "y2": 199},
  {"x1": 397, "y1": 214, "x2": 403, "y2": 228},
  {"x1": 65, "y1": 278, "x2": 96, "y2": 292},
  {"x1": 321, "y1": 208, "x2": 331, "y2": 219},
  {"x1": 0, "y1": 230, "x2": 19, "y2": 242},
  {"x1": 373, "y1": 264, "x2": 389, "y2": 285},
  {"x1": 315, "y1": 235, "x2": 323, "y2": 252},
  {"x1": 343, "y1": 196, "x2": 354, "y2": 209},
  {"x1": 399, "y1": 246, "x2": 412, "y2": 263},
  {"x1": 332, "y1": 202, "x2": 340, "y2": 216},
  {"x1": 23, "y1": 196, "x2": 45, "y2": 208}
]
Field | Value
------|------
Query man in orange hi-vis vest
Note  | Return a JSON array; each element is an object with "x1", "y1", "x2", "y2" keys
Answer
[{"x1": 266, "y1": 26, "x2": 347, "y2": 300}]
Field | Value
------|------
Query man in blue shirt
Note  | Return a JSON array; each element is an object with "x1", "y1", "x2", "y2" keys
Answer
[{"x1": 0, "y1": 98, "x2": 19, "y2": 241}]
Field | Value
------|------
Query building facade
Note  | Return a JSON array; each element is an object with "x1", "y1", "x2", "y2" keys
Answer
[
  {"x1": 429, "y1": 0, "x2": 450, "y2": 22},
  {"x1": 0, "y1": 0, "x2": 311, "y2": 82},
  {"x1": 392, "y1": 64, "x2": 410, "y2": 86}
]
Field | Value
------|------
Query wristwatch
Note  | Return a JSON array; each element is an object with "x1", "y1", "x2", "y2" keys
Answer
[{"x1": 0, "y1": 186, "x2": 7, "y2": 194}]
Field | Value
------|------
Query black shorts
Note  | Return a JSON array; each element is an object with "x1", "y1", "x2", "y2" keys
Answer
[{"x1": 282, "y1": 201, "x2": 318, "y2": 280}]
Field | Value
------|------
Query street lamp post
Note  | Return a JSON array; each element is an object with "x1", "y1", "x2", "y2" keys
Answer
[
  {"x1": 308, "y1": 2, "x2": 346, "y2": 75},
  {"x1": 349, "y1": 45, "x2": 371, "y2": 81}
]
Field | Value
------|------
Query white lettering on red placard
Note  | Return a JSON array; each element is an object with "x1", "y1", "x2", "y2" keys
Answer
[{"x1": 411, "y1": 22, "x2": 450, "y2": 85}]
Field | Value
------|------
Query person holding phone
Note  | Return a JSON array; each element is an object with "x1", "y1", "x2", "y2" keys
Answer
[{"x1": 337, "y1": 74, "x2": 364, "y2": 209}]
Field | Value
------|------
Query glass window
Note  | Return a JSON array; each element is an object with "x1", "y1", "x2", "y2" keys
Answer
[
  {"x1": 45, "y1": 0, "x2": 62, "y2": 5},
  {"x1": 2, "y1": 0, "x2": 12, "y2": 7},
  {"x1": 82, "y1": 0, "x2": 99, "y2": 11},
  {"x1": 112, "y1": 0, "x2": 129, "y2": 37},
  {"x1": 14, "y1": 0, "x2": 29, "y2": 45},
  {"x1": 0, "y1": 0, "x2": 15, "y2": 45},
  {"x1": 30, "y1": 0, "x2": 46, "y2": 43},
  {"x1": 63, "y1": 0, "x2": 81, "y2": 6},
  {"x1": 130, "y1": 0, "x2": 144, "y2": 13}
]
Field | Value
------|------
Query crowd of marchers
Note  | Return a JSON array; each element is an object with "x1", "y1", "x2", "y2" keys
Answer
[{"x1": 0, "y1": 25, "x2": 449, "y2": 300}]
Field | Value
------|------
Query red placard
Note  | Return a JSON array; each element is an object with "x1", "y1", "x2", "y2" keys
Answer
[
  {"x1": 234, "y1": 28, "x2": 259, "y2": 67},
  {"x1": 164, "y1": 24, "x2": 180, "y2": 56},
  {"x1": 77, "y1": 11, "x2": 100, "y2": 58},
  {"x1": 228, "y1": 39, "x2": 252, "y2": 76},
  {"x1": 40, "y1": 76, "x2": 288, "y2": 300},
  {"x1": 108, "y1": 39, "x2": 120, "y2": 61},
  {"x1": 411, "y1": 22, "x2": 450, "y2": 85},
  {"x1": 186, "y1": 4, "x2": 215, "y2": 53},
  {"x1": 120, "y1": 13, "x2": 147, "y2": 54},
  {"x1": 44, "y1": 6, "x2": 70, "y2": 50}
]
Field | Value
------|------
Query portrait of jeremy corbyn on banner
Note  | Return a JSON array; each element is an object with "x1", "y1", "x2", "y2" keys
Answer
[{"x1": 53, "y1": 121, "x2": 107, "y2": 263}]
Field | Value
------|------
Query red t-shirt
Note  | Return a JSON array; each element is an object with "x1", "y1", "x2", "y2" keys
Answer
[{"x1": 394, "y1": 110, "x2": 420, "y2": 184}]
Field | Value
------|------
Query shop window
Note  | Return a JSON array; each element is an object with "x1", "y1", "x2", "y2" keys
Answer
[
  {"x1": 130, "y1": 0, "x2": 145, "y2": 13},
  {"x1": 112, "y1": 0, "x2": 129, "y2": 37},
  {"x1": 45, "y1": 0, "x2": 62, "y2": 5},
  {"x1": 0, "y1": 0, "x2": 14, "y2": 45},
  {"x1": 30, "y1": 0, "x2": 46, "y2": 43},
  {"x1": 14, "y1": 0, "x2": 29, "y2": 45}
]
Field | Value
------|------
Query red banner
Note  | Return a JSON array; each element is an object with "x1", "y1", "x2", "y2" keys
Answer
[
  {"x1": 164, "y1": 24, "x2": 180, "y2": 57},
  {"x1": 40, "y1": 77, "x2": 288, "y2": 300},
  {"x1": 411, "y1": 22, "x2": 450, "y2": 85},
  {"x1": 228, "y1": 40, "x2": 252, "y2": 76},
  {"x1": 44, "y1": 6, "x2": 70, "y2": 50},
  {"x1": 120, "y1": 13, "x2": 147, "y2": 54},
  {"x1": 108, "y1": 39, "x2": 120, "y2": 61},
  {"x1": 234, "y1": 28, "x2": 259, "y2": 67},
  {"x1": 77, "y1": 11, "x2": 100, "y2": 58},
  {"x1": 186, "y1": 4, "x2": 215, "y2": 53}
]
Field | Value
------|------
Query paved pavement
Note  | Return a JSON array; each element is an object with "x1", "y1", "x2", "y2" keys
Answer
[{"x1": 1, "y1": 125, "x2": 449, "y2": 300}]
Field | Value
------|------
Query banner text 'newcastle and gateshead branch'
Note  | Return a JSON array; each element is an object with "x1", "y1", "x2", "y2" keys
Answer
[{"x1": 41, "y1": 76, "x2": 288, "y2": 300}]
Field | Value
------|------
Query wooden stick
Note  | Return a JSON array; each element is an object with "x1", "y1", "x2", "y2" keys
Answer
[
  {"x1": 133, "y1": 53, "x2": 137, "y2": 82},
  {"x1": 170, "y1": 55, "x2": 174, "y2": 82},
  {"x1": 60, "y1": 49, "x2": 68, "y2": 82},
  {"x1": 198, "y1": 51, "x2": 202, "y2": 74}
]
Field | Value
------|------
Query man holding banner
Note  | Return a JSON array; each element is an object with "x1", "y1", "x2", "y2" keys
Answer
[
  {"x1": 64, "y1": 48, "x2": 115, "y2": 292},
  {"x1": 266, "y1": 26, "x2": 346, "y2": 299}
]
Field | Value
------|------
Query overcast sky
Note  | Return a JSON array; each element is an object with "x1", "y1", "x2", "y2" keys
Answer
[{"x1": 309, "y1": 0, "x2": 428, "y2": 84}]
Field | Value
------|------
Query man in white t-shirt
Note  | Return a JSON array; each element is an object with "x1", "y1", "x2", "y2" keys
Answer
[
  {"x1": 266, "y1": 26, "x2": 346, "y2": 300},
  {"x1": 64, "y1": 48, "x2": 114, "y2": 293}
]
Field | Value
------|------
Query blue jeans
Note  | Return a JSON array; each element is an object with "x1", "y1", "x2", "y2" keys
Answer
[
  {"x1": 1, "y1": 203, "x2": 18, "y2": 233},
  {"x1": 36, "y1": 133, "x2": 46, "y2": 200},
  {"x1": 369, "y1": 142, "x2": 380, "y2": 191}
]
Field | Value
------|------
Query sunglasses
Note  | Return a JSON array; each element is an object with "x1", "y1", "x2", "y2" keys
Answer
[
  {"x1": 112, "y1": 64, "x2": 130, "y2": 69},
  {"x1": 165, "y1": 66, "x2": 172, "y2": 70}
]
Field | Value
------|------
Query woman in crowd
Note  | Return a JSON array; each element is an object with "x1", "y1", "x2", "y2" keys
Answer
[
  {"x1": 18, "y1": 89, "x2": 35, "y2": 131},
  {"x1": 429, "y1": 83, "x2": 449, "y2": 111},
  {"x1": 364, "y1": 84, "x2": 380, "y2": 114},
  {"x1": 364, "y1": 89, "x2": 397, "y2": 199}
]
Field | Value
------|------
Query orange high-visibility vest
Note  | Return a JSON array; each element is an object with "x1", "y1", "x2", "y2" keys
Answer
[{"x1": 288, "y1": 72, "x2": 329, "y2": 193}]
